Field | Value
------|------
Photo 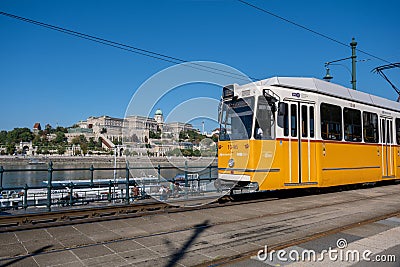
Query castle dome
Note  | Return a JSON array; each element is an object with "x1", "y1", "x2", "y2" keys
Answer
[{"x1": 155, "y1": 109, "x2": 163, "y2": 116}]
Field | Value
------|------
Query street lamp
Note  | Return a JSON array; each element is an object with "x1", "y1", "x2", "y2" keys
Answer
[
  {"x1": 113, "y1": 144, "x2": 124, "y2": 202},
  {"x1": 323, "y1": 38, "x2": 358, "y2": 90}
]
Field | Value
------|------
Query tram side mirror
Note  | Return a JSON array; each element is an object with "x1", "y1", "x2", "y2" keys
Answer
[
  {"x1": 277, "y1": 102, "x2": 286, "y2": 128},
  {"x1": 269, "y1": 103, "x2": 277, "y2": 113}
]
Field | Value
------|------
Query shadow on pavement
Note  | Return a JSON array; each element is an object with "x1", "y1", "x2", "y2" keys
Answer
[
  {"x1": 165, "y1": 220, "x2": 211, "y2": 267},
  {"x1": 1, "y1": 245, "x2": 53, "y2": 266}
]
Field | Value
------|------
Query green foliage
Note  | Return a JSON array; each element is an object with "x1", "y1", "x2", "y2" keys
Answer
[
  {"x1": 70, "y1": 135, "x2": 88, "y2": 155},
  {"x1": 179, "y1": 129, "x2": 206, "y2": 143},
  {"x1": 54, "y1": 132, "x2": 67, "y2": 145},
  {"x1": 6, "y1": 143, "x2": 15, "y2": 155},
  {"x1": 71, "y1": 135, "x2": 87, "y2": 145},
  {"x1": 80, "y1": 143, "x2": 88, "y2": 155},
  {"x1": 0, "y1": 131, "x2": 7, "y2": 145},
  {"x1": 43, "y1": 124, "x2": 53, "y2": 135},
  {"x1": 32, "y1": 134, "x2": 42, "y2": 146},
  {"x1": 57, "y1": 146, "x2": 66, "y2": 155},
  {"x1": 192, "y1": 149, "x2": 201, "y2": 157},
  {"x1": 149, "y1": 130, "x2": 161, "y2": 139},
  {"x1": 181, "y1": 149, "x2": 193, "y2": 157},
  {"x1": 55, "y1": 126, "x2": 68, "y2": 133},
  {"x1": 88, "y1": 137, "x2": 103, "y2": 149},
  {"x1": 6, "y1": 128, "x2": 34, "y2": 143},
  {"x1": 166, "y1": 148, "x2": 181, "y2": 157},
  {"x1": 212, "y1": 134, "x2": 219, "y2": 142}
]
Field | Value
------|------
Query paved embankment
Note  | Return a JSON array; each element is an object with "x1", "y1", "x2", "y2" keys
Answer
[{"x1": 1, "y1": 184, "x2": 400, "y2": 266}]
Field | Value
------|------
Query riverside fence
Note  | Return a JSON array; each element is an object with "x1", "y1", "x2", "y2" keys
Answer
[{"x1": 0, "y1": 161, "x2": 218, "y2": 211}]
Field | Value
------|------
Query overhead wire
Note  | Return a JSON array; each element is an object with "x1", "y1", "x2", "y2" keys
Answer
[
  {"x1": 238, "y1": 0, "x2": 392, "y2": 64},
  {"x1": 0, "y1": 11, "x2": 259, "y2": 82}
]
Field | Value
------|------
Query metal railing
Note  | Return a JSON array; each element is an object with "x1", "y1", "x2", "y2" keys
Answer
[{"x1": 0, "y1": 161, "x2": 218, "y2": 212}]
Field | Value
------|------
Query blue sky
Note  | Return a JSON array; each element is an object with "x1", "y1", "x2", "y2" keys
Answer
[{"x1": 0, "y1": 0, "x2": 399, "y2": 131}]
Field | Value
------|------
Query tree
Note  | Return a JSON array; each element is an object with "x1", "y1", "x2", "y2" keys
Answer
[
  {"x1": 193, "y1": 150, "x2": 201, "y2": 157},
  {"x1": 80, "y1": 143, "x2": 88, "y2": 155},
  {"x1": 0, "y1": 131, "x2": 7, "y2": 145},
  {"x1": 166, "y1": 148, "x2": 180, "y2": 157},
  {"x1": 149, "y1": 130, "x2": 161, "y2": 139},
  {"x1": 32, "y1": 134, "x2": 42, "y2": 145},
  {"x1": 181, "y1": 149, "x2": 193, "y2": 157},
  {"x1": 6, "y1": 143, "x2": 15, "y2": 155},
  {"x1": 57, "y1": 146, "x2": 66, "y2": 155},
  {"x1": 55, "y1": 126, "x2": 68, "y2": 133},
  {"x1": 6, "y1": 128, "x2": 33, "y2": 143},
  {"x1": 71, "y1": 135, "x2": 87, "y2": 146},
  {"x1": 179, "y1": 129, "x2": 206, "y2": 143},
  {"x1": 44, "y1": 124, "x2": 53, "y2": 135},
  {"x1": 212, "y1": 134, "x2": 219, "y2": 142},
  {"x1": 54, "y1": 132, "x2": 67, "y2": 145}
]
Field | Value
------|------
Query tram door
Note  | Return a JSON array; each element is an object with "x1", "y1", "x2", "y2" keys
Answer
[
  {"x1": 380, "y1": 117, "x2": 395, "y2": 178},
  {"x1": 286, "y1": 101, "x2": 316, "y2": 184}
]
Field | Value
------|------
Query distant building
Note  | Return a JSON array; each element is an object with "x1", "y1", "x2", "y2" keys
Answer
[
  {"x1": 123, "y1": 109, "x2": 193, "y2": 144},
  {"x1": 33, "y1": 122, "x2": 41, "y2": 133},
  {"x1": 65, "y1": 128, "x2": 95, "y2": 143},
  {"x1": 73, "y1": 110, "x2": 193, "y2": 153},
  {"x1": 154, "y1": 108, "x2": 163, "y2": 124}
]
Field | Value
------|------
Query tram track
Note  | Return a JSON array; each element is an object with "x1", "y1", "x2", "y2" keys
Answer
[
  {"x1": 0, "y1": 193, "x2": 274, "y2": 232},
  {"x1": 1, "y1": 182, "x2": 400, "y2": 266},
  {"x1": 0, "y1": 181, "x2": 398, "y2": 233}
]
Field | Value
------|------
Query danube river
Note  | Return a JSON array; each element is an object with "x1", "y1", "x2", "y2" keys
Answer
[{"x1": 0, "y1": 156, "x2": 217, "y2": 188}]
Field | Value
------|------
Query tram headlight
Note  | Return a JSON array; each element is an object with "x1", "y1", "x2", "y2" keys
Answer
[{"x1": 228, "y1": 158, "x2": 235, "y2": 168}]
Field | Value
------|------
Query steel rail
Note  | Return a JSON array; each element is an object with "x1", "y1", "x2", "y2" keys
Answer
[{"x1": 2, "y1": 183, "x2": 400, "y2": 265}]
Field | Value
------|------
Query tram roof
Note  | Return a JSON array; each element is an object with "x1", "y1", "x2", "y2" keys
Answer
[{"x1": 253, "y1": 77, "x2": 400, "y2": 112}]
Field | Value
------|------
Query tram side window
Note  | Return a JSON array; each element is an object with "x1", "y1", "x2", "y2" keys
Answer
[
  {"x1": 343, "y1": 108, "x2": 362, "y2": 142},
  {"x1": 291, "y1": 104, "x2": 297, "y2": 137},
  {"x1": 320, "y1": 103, "x2": 342, "y2": 140},
  {"x1": 388, "y1": 120, "x2": 393, "y2": 144},
  {"x1": 363, "y1": 112, "x2": 379, "y2": 143},
  {"x1": 396, "y1": 118, "x2": 400, "y2": 144},
  {"x1": 282, "y1": 103, "x2": 289, "y2": 136},
  {"x1": 310, "y1": 106, "x2": 315, "y2": 138},
  {"x1": 301, "y1": 105, "x2": 308, "y2": 137}
]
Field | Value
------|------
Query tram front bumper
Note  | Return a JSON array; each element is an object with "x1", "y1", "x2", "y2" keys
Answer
[{"x1": 219, "y1": 173, "x2": 251, "y2": 182}]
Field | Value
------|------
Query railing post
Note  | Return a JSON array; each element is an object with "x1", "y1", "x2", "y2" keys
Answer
[
  {"x1": 90, "y1": 164, "x2": 94, "y2": 187},
  {"x1": 0, "y1": 166, "x2": 3, "y2": 192},
  {"x1": 209, "y1": 165, "x2": 212, "y2": 182},
  {"x1": 108, "y1": 180, "x2": 112, "y2": 202},
  {"x1": 157, "y1": 164, "x2": 161, "y2": 181},
  {"x1": 23, "y1": 184, "x2": 28, "y2": 210},
  {"x1": 47, "y1": 161, "x2": 53, "y2": 212},
  {"x1": 197, "y1": 175, "x2": 200, "y2": 191},
  {"x1": 184, "y1": 160, "x2": 188, "y2": 187},
  {"x1": 69, "y1": 182, "x2": 74, "y2": 206},
  {"x1": 125, "y1": 162, "x2": 130, "y2": 204}
]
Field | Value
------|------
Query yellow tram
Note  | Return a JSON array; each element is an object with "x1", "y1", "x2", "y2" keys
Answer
[{"x1": 218, "y1": 77, "x2": 400, "y2": 190}]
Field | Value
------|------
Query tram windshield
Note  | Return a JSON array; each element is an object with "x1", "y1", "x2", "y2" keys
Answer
[{"x1": 219, "y1": 97, "x2": 254, "y2": 141}]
